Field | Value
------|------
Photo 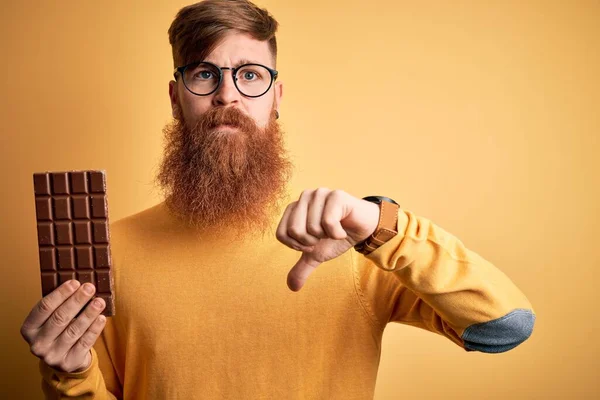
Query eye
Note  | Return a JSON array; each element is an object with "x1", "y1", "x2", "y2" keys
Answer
[
  {"x1": 238, "y1": 68, "x2": 263, "y2": 81},
  {"x1": 195, "y1": 70, "x2": 215, "y2": 80}
]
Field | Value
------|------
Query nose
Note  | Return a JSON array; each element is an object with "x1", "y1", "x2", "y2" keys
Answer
[{"x1": 212, "y1": 70, "x2": 240, "y2": 107}]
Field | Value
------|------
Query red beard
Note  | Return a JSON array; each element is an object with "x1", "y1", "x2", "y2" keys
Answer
[{"x1": 156, "y1": 106, "x2": 293, "y2": 238}]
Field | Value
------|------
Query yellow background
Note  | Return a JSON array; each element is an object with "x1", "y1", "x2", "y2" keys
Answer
[{"x1": 1, "y1": 0, "x2": 598, "y2": 398}]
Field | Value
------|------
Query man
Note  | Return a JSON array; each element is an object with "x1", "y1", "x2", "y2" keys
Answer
[{"x1": 20, "y1": 0, "x2": 535, "y2": 398}]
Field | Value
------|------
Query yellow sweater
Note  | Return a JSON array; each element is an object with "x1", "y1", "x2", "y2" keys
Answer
[{"x1": 39, "y1": 197, "x2": 535, "y2": 399}]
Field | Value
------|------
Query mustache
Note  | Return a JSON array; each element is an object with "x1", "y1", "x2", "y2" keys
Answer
[{"x1": 195, "y1": 106, "x2": 258, "y2": 132}]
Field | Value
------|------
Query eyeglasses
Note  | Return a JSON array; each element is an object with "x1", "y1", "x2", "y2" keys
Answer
[{"x1": 173, "y1": 61, "x2": 279, "y2": 98}]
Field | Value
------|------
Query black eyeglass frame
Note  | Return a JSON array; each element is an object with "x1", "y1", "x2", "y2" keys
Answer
[{"x1": 173, "y1": 61, "x2": 279, "y2": 98}]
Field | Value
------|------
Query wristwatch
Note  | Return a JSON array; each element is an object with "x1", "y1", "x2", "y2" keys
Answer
[{"x1": 354, "y1": 196, "x2": 400, "y2": 255}]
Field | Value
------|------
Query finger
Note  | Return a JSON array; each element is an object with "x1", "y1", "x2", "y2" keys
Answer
[
  {"x1": 306, "y1": 188, "x2": 330, "y2": 239},
  {"x1": 21, "y1": 280, "x2": 81, "y2": 341},
  {"x1": 287, "y1": 253, "x2": 321, "y2": 292},
  {"x1": 37, "y1": 283, "x2": 97, "y2": 342},
  {"x1": 64, "y1": 315, "x2": 107, "y2": 373},
  {"x1": 276, "y1": 202, "x2": 294, "y2": 242},
  {"x1": 53, "y1": 297, "x2": 105, "y2": 356},
  {"x1": 287, "y1": 190, "x2": 320, "y2": 246},
  {"x1": 321, "y1": 192, "x2": 349, "y2": 240},
  {"x1": 276, "y1": 202, "x2": 315, "y2": 252}
]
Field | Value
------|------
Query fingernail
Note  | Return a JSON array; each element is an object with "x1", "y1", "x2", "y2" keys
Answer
[
  {"x1": 83, "y1": 283, "x2": 94, "y2": 295},
  {"x1": 93, "y1": 298, "x2": 104, "y2": 308},
  {"x1": 69, "y1": 280, "x2": 80, "y2": 290}
]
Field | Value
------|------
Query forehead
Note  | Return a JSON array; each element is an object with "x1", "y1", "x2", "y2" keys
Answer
[{"x1": 204, "y1": 32, "x2": 274, "y2": 68}]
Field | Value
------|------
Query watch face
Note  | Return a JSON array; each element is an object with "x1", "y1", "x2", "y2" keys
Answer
[{"x1": 363, "y1": 196, "x2": 399, "y2": 206}]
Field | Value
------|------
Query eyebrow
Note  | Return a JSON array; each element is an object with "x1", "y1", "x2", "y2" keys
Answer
[
  {"x1": 233, "y1": 59, "x2": 261, "y2": 67},
  {"x1": 204, "y1": 58, "x2": 267, "y2": 68}
]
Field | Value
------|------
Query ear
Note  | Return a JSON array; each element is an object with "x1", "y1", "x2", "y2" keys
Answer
[
  {"x1": 273, "y1": 80, "x2": 283, "y2": 114},
  {"x1": 169, "y1": 80, "x2": 180, "y2": 119}
]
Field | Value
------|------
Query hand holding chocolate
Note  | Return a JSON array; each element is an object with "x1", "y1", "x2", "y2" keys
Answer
[{"x1": 19, "y1": 170, "x2": 115, "y2": 373}]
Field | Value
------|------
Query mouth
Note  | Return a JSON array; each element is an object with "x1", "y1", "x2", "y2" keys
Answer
[{"x1": 213, "y1": 123, "x2": 239, "y2": 132}]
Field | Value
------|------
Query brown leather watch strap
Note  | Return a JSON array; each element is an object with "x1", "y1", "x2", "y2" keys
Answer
[{"x1": 356, "y1": 200, "x2": 399, "y2": 255}]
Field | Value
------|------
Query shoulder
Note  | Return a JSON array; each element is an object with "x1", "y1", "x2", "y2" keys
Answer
[{"x1": 111, "y1": 202, "x2": 165, "y2": 233}]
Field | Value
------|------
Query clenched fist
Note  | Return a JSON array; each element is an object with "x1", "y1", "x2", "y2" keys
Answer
[{"x1": 276, "y1": 188, "x2": 380, "y2": 292}]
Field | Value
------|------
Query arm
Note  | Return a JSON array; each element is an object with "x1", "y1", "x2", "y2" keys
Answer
[
  {"x1": 20, "y1": 280, "x2": 123, "y2": 399},
  {"x1": 353, "y1": 208, "x2": 535, "y2": 353}
]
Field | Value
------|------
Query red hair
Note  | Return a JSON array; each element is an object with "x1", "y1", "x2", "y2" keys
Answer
[{"x1": 168, "y1": 0, "x2": 279, "y2": 68}]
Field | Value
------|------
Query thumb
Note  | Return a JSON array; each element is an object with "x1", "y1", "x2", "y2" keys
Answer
[{"x1": 287, "y1": 252, "x2": 321, "y2": 292}]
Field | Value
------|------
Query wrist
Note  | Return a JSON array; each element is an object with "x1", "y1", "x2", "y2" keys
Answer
[
  {"x1": 354, "y1": 196, "x2": 399, "y2": 255},
  {"x1": 70, "y1": 351, "x2": 93, "y2": 373},
  {"x1": 360, "y1": 200, "x2": 381, "y2": 241}
]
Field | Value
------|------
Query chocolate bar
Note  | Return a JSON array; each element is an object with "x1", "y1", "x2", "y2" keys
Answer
[{"x1": 33, "y1": 170, "x2": 115, "y2": 316}]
